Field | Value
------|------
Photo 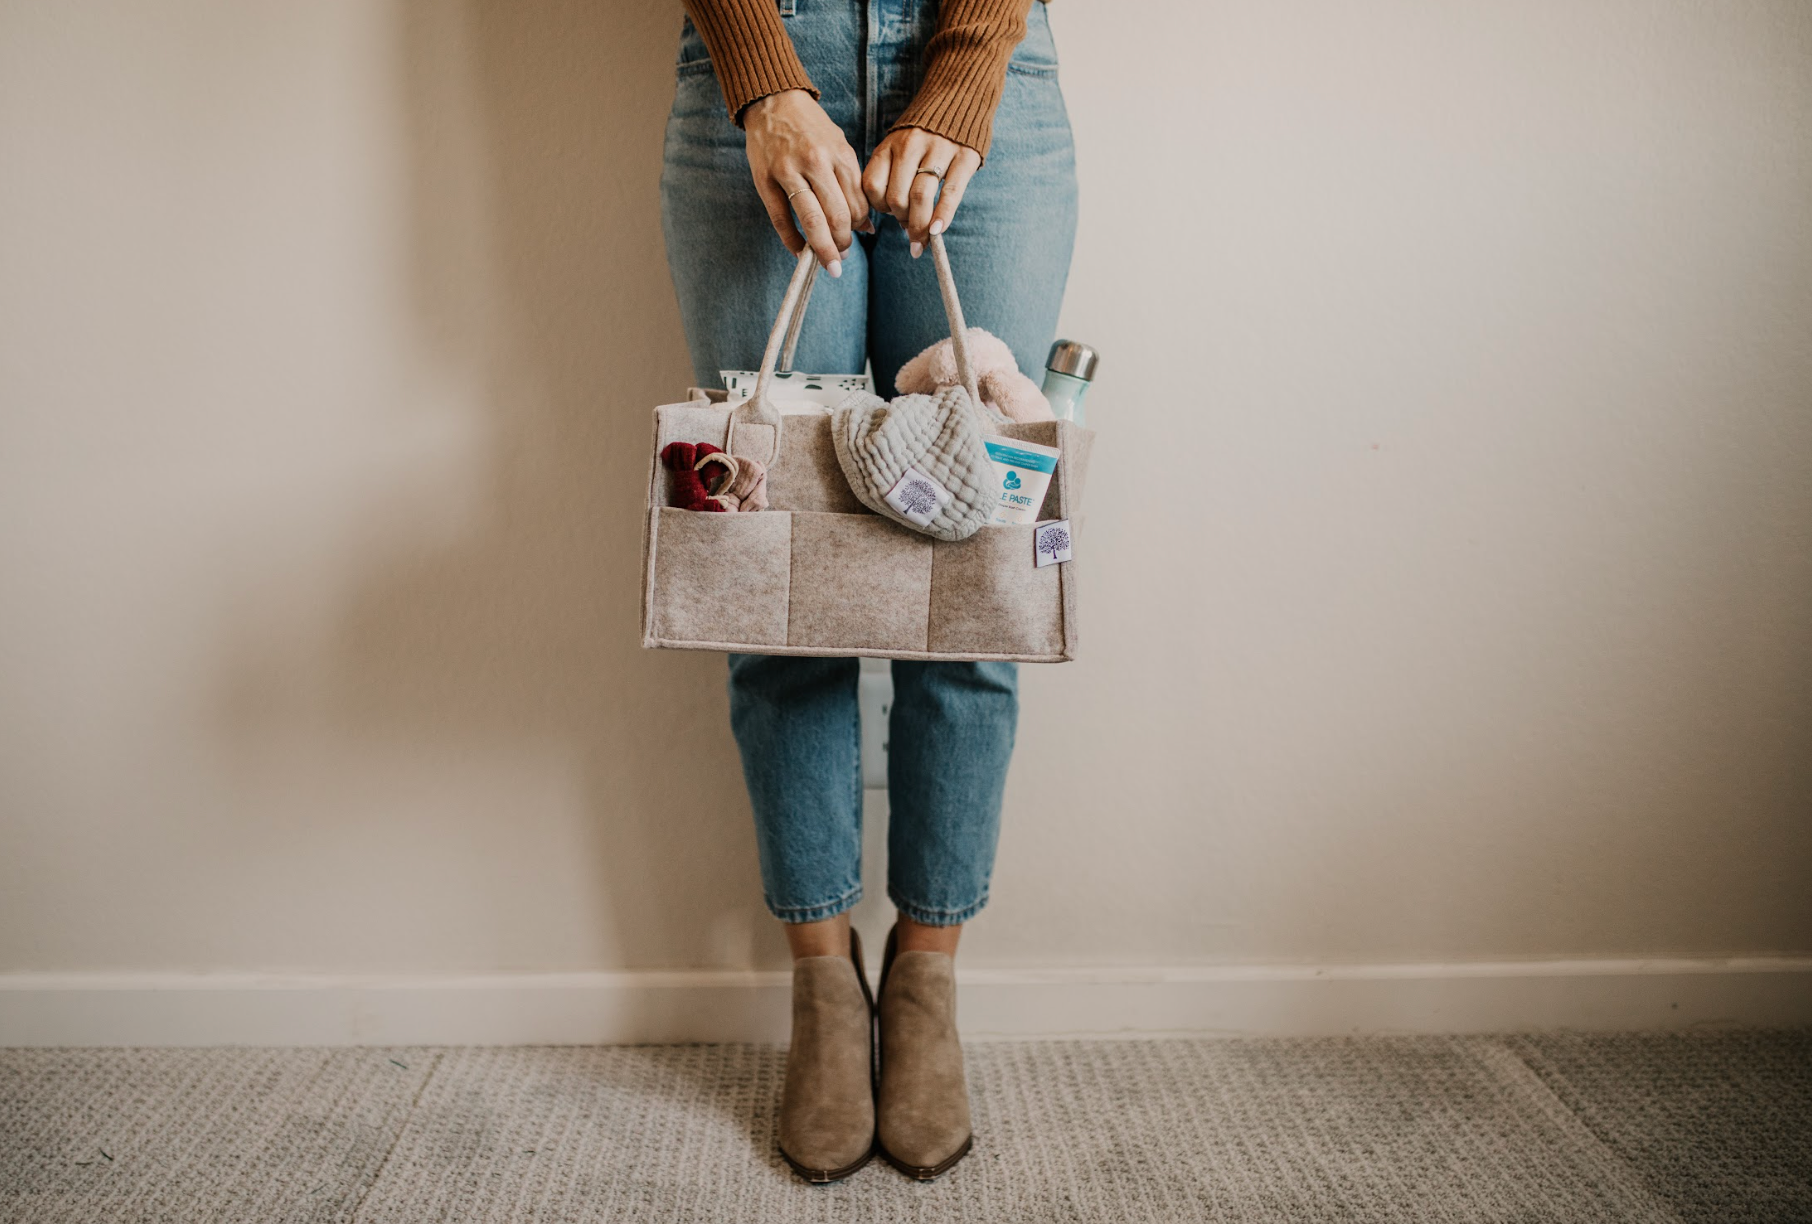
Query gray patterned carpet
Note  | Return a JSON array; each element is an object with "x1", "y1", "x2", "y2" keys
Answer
[{"x1": 2, "y1": 1031, "x2": 1809, "y2": 1222}]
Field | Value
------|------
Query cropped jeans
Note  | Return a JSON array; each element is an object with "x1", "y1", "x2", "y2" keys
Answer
[{"x1": 659, "y1": 0, "x2": 1077, "y2": 926}]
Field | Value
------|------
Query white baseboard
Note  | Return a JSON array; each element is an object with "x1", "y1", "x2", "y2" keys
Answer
[{"x1": 2, "y1": 957, "x2": 1807, "y2": 1047}]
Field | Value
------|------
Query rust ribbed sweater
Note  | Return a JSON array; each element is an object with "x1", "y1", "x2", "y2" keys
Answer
[{"x1": 681, "y1": 0, "x2": 1042, "y2": 161}]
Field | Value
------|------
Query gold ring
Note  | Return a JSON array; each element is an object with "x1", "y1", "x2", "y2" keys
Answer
[{"x1": 785, "y1": 186, "x2": 810, "y2": 200}]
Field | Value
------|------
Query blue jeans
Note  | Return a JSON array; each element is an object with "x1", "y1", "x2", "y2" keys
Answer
[
  {"x1": 727, "y1": 655, "x2": 1020, "y2": 924},
  {"x1": 659, "y1": 0, "x2": 1077, "y2": 925}
]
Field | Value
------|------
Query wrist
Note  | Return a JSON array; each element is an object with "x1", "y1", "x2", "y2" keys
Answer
[{"x1": 742, "y1": 88, "x2": 812, "y2": 127}]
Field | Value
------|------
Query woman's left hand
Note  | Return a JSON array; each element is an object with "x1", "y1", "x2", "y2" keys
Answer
[{"x1": 862, "y1": 127, "x2": 982, "y2": 255}]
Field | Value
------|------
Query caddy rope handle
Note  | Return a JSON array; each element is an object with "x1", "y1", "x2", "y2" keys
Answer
[
  {"x1": 731, "y1": 233, "x2": 988, "y2": 464},
  {"x1": 927, "y1": 233, "x2": 982, "y2": 409},
  {"x1": 778, "y1": 259, "x2": 815, "y2": 374}
]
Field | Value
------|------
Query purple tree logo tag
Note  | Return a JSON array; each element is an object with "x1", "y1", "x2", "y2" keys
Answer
[
  {"x1": 884, "y1": 466, "x2": 949, "y2": 526},
  {"x1": 1034, "y1": 520, "x2": 1073, "y2": 567},
  {"x1": 897, "y1": 479, "x2": 939, "y2": 519}
]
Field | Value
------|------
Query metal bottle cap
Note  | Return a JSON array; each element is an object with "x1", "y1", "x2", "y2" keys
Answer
[{"x1": 1045, "y1": 339, "x2": 1099, "y2": 381}]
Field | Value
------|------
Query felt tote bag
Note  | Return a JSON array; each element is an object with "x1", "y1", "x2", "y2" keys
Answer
[{"x1": 640, "y1": 235, "x2": 1094, "y2": 662}]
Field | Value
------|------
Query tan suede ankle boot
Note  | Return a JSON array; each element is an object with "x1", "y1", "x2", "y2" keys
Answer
[
  {"x1": 777, "y1": 928, "x2": 877, "y2": 1183},
  {"x1": 875, "y1": 924, "x2": 974, "y2": 1179}
]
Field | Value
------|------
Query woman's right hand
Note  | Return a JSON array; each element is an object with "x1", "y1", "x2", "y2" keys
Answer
[{"x1": 742, "y1": 89, "x2": 872, "y2": 277}]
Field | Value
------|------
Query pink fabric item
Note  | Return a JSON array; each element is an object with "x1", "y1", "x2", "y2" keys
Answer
[
  {"x1": 697, "y1": 450, "x2": 769, "y2": 513},
  {"x1": 895, "y1": 327, "x2": 1054, "y2": 424}
]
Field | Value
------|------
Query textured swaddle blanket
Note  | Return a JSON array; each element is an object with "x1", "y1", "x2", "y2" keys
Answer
[{"x1": 829, "y1": 382, "x2": 1000, "y2": 542}]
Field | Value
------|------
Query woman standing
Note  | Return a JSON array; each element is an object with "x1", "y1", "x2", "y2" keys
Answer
[{"x1": 659, "y1": 0, "x2": 1076, "y2": 1183}]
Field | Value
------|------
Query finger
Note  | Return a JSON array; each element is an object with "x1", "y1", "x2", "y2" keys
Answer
[
  {"x1": 928, "y1": 147, "x2": 980, "y2": 237},
  {"x1": 803, "y1": 159, "x2": 852, "y2": 255},
  {"x1": 755, "y1": 176, "x2": 806, "y2": 256},
  {"x1": 885, "y1": 131, "x2": 929, "y2": 219},
  {"x1": 861, "y1": 145, "x2": 893, "y2": 217},
  {"x1": 904, "y1": 147, "x2": 953, "y2": 245},
  {"x1": 836, "y1": 150, "x2": 872, "y2": 234},
  {"x1": 780, "y1": 175, "x2": 844, "y2": 275}
]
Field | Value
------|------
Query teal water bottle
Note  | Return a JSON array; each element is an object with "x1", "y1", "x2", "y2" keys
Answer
[{"x1": 1041, "y1": 339, "x2": 1099, "y2": 426}]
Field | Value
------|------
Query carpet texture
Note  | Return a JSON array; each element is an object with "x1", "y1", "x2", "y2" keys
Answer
[{"x1": 2, "y1": 1031, "x2": 1808, "y2": 1223}]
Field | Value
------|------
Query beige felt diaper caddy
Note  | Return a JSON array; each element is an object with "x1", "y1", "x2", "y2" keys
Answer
[{"x1": 640, "y1": 235, "x2": 1094, "y2": 662}]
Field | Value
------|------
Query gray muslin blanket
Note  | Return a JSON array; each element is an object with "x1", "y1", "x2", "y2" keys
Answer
[{"x1": 829, "y1": 383, "x2": 1001, "y2": 542}]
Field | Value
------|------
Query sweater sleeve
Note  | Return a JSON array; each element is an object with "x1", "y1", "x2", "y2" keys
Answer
[
  {"x1": 681, "y1": 0, "x2": 819, "y2": 127},
  {"x1": 889, "y1": 0, "x2": 1037, "y2": 161}
]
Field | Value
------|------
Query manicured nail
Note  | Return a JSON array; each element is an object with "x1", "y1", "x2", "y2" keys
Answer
[
  {"x1": 910, "y1": 241, "x2": 923, "y2": 259},
  {"x1": 929, "y1": 219, "x2": 946, "y2": 236},
  {"x1": 827, "y1": 259, "x2": 842, "y2": 278}
]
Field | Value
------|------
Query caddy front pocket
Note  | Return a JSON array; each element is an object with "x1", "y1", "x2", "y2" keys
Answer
[
  {"x1": 927, "y1": 524, "x2": 1065, "y2": 658},
  {"x1": 648, "y1": 506, "x2": 792, "y2": 648},
  {"x1": 786, "y1": 513, "x2": 934, "y2": 652}
]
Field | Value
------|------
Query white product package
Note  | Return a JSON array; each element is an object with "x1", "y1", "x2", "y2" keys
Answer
[{"x1": 719, "y1": 370, "x2": 871, "y2": 414}]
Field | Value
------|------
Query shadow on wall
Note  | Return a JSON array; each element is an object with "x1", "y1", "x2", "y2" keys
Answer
[{"x1": 216, "y1": 0, "x2": 778, "y2": 968}]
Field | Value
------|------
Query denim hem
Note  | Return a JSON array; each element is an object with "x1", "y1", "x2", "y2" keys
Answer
[
  {"x1": 766, "y1": 883, "x2": 864, "y2": 925},
  {"x1": 887, "y1": 885, "x2": 989, "y2": 927}
]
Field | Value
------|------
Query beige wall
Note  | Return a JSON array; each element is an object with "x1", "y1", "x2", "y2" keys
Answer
[{"x1": 3, "y1": 0, "x2": 1809, "y2": 980}]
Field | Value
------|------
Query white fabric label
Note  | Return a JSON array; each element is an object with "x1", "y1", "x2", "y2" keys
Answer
[
  {"x1": 884, "y1": 467, "x2": 949, "y2": 526},
  {"x1": 1034, "y1": 519, "x2": 1073, "y2": 567}
]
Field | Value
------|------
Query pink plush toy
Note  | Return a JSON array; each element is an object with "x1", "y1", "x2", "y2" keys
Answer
[{"x1": 895, "y1": 327, "x2": 1054, "y2": 424}]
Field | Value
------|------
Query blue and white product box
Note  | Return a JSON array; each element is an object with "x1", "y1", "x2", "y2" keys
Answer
[{"x1": 980, "y1": 434, "x2": 1061, "y2": 525}]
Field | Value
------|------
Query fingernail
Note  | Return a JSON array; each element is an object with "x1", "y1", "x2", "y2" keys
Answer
[
  {"x1": 827, "y1": 259, "x2": 842, "y2": 278},
  {"x1": 929, "y1": 219, "x2": 945, "y2": 236},
  {"x1": 910, "y1": 241, "x2": 923, "y2": 259}
]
